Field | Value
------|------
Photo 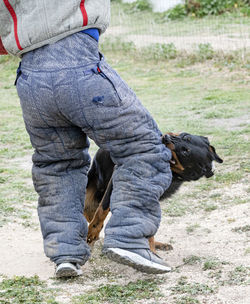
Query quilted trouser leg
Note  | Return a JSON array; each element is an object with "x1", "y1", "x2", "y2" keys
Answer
[
  {"x1": 17, "y1": 32, "x2": 172, "y2": 262},
  {"x1": 62, "y1": 59, "x2": 173, "y2": 250},
  {"x1": 31, "y1": 125, "x2": 91, "y2": 265},
  {"x1": 16, "y1": 72, "x2": 91, "y2": 266},
  {"x1": 100, "y1": 97, "x2": 173, "y2": 249},
  {"x1": 33, "y1": 129, "x2": 91, "y2": 265}
]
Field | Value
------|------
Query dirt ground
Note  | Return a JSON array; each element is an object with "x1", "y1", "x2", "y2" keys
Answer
[
  {"x1": 0, "y1": 48, "x2": 249, "y2": 303},
  {"x1": 106, "y1": 27, "x2": 250, "y2": 51},
  {"x1": 0, "y1": 154, "x2": 249, "y2": 303}
]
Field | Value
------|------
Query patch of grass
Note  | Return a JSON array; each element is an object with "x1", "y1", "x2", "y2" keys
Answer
[
  {"x1": 203, "y1": 258, "x2": 221, "y2": 271},
  {"x1": 183, "y1": 255, "x2": 202, "y2": 265},
  {"x1": 207, "y1": 270, "x2": 223, "y2": 280},
  {"x1": 214, "y1": 171, "x2": 244, "y2": 184},
  {"x1": 92, "y1": 267, "x2": 115, "y2": 279},
  {"x1": 164, "y1": 198, "x2": 189, "y2": 217},
  {"x1": 0, "y1": 275, "x2": 58, "y2": 304},
  {"x1": 186, "y1": 224, "x2": 200, "y2": 234},
  {"x1": 204, "y1": 109, "x2": 234, "y2": 119},
  {"x1": 0, "y1": 166, "x2": 36, "y2": 226},
  {"x1": 156, "y1": 4, "x2": 187, "y2": 21},
  {"x1": 244, "y1": 248, "x2": 250, "y2": 255},
  {"x1": 170, "y1": 276, "x2": 216, "y2": 295},
  {"x1": 204, "y1": 204, "x2": 218, "y2": 212},
  {"x1": 123, "y1": 0, "x2": 152, "y2": 13},
  {"x1": 225, "y1": 265, "x2": 250, "y2": 286},
  {"x1": 100, "y1": 37, "x2": 136, "y2": 54},
  {"x1": 143, "y1": 43, "x2": 177, "y2": 60},
  {"x1": 175, "y1": 296, "x2": 200, "y2": 304},
  {"x1": 197, "y1": 43, "x2": 214, "y2": 60},
  {"x1": 209, "y1": 192, "x2": 221, "y2": 199},
  {"x1": 232, "y1": 225, "x2": 250, "y2": 233},
  {"x1": 101, "y1": 37, "x2": 250, "y2": 68},
  {"x1": 72, "y1": 279, "x2": 163, "y2": 304}
]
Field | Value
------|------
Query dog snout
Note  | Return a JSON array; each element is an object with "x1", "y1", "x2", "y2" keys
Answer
[
  {"x1": 205, "y1": 170, "x2": 214, "y2": 178},
  {"x1": 212, "y1": 161, "x2": 216, "y2": 172}
]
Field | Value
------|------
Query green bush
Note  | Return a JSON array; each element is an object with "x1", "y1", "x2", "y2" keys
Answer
[
  {"x1": 166, "y1": 4, "x2": 187, "y2": 19},
  {"x1": 156, "y1": 4, "x2": 187, "y2": 22},
  {"x1": 101, "y1": 37, "x2": 136, "y2": 53},
  {"x1": 197, "y1": 43, "x2": 214, "y2": 60},
  {"x1": 186, "y1": 0, "x2": 249, "y2": 17},
  {"x1": 239, "y1": 5, "x2": 250, "y2": 16},
  {"x1": 124, "y1": 0, "x2": 152, "y2": 13},
  {"x1": 113, "y1": 0, "x2": 249, "y2": 18},
  {"x1": 143, "y1": 43, "x2": 177, "y2": 60}
]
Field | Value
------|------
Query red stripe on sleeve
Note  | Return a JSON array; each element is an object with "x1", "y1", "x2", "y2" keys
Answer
[
  {"x1": 3, "y1": 0, "x2": 23, "y2": 50},
  {"x1": 80, "y1": 0, "x2": 88, "y2": 26}
]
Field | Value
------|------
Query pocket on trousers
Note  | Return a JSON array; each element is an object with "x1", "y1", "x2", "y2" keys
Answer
[
  {"x1": 98, "y1": 61, "x2": 132, "y2": 103},
  {"x1": 16, "y1": 71, "x2": 31, "y2": 102}
]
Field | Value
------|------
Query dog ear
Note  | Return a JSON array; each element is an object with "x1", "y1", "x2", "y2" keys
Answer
[
  {"x1": 170, "y1": 151, "x2": 185, "y2": 173},
  {"x1": 162, "y1": 134, "x2": 184, "y2": 173},
  {"x1": 209, "y1": 146, "x2": 223, "y2": 163},
  {"x1": 162, "y1": 134, "x2": 172, "y2": 145}
]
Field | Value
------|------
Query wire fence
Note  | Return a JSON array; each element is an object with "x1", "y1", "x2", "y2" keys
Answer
[{"x1": 102, "y1": 1, "x2": 250, "y2": 55}]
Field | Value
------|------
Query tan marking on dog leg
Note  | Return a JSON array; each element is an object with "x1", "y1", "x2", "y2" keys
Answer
[
  {"x1": 84, "y1": 184, "x2": 100, "y2": 223},
  {"x1": 87, "y1": 178, "x2": 112, "y2": 244},
  {"x1": 148, "y1": 236, "x2": 156, "y2": 253},
  {"x1": 87, "y1": 205, "x2": 110, "y2": 244}
]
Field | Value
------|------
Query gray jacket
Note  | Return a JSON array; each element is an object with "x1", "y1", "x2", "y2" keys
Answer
[{"x1": 0, "y1": 0, "x2": 110, "y2": 56}]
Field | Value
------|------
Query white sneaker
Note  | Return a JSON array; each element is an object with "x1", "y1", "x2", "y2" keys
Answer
[
  {"x1": 55, "y1": 262, "x2": 83, "y2": 278},
  {"x1": 103, "y1": 247, "x2": 172, "y2": 274}
]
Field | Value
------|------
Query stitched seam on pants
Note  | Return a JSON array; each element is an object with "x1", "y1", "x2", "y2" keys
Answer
[
  {"x1": 73, "y1": 68, "x2": 99, "y2": 144},
  {"x1": 50, "y1": 71, "x2": 84, "y2": 241},
  {"x1": 50, "y1": 72, "x2": 73, "y2": 126},
  {"x1": 21, "y1": 61, "x2": 99, "y2": 73},
  {"x1": 30, "y1": 75, "x2": 83, "y2": 251},
  {"x1": 29, "y1": 76, "x2": 60, "y2": 159}
]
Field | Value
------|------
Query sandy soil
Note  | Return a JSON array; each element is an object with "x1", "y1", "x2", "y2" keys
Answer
[
  {"x1": 125, "y1": 34, "x2": 250, "y2": 51},
  {"x1": 0, "y1": 186, "x2": 249, "y2": 303},
  {"x1": 0, "y1": 151, "x2": 249, "y2": 303},
  {"x1": 105, "y1": 27, "x2": 250, "y2": 51}
]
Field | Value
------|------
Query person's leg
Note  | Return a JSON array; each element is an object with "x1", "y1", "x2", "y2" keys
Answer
[
  {"x1": 15, "y1": 33, "x2": 103, "y2": 277},
  {"x1": 64, "y1": 56, "x2": 173, "y2": 272},
  {"x1": 16, "y1": 68, "x2": 91, "y2": 271},
  {"x1": 17, "y1": 32, "x2": 172, "y2": 274}
]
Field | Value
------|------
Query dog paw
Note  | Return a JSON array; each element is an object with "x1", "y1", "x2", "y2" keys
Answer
[
  {"x1": 87, "y1": 223, "x2": 103, "y2": 244},
  {"x1": 155, "y1": 242, "x2": 173, "y2": 251}
]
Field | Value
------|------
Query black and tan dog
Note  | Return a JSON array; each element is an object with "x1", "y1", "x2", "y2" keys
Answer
[{"x1": 84, "y1": 132, "x2": 223, "y2": 252}]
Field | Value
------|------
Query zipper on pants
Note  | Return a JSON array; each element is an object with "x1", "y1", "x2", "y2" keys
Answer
[{"x1": 92, "y1": 64, "x2": 122, "y2": 101}]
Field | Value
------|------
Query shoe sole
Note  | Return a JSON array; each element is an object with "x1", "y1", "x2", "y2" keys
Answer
[
  {"x1": 103, "y1": 248, "x2": 172, "y2": 274},
  {"x1": 56, "y1": 264, "x2": 83, "y2": 278}
]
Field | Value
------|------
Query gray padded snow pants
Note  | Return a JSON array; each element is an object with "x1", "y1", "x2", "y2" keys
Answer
[{"x1": 16, "y1": 33, "x2": 172, "y2": 265}]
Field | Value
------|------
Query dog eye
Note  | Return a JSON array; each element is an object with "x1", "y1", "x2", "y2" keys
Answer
[
  {"x1": 183, "y1": 135, "x2": 191, "y2": 141},
  {"x1": 181, "y1": 147, "x2": 190, "y2": 156}
]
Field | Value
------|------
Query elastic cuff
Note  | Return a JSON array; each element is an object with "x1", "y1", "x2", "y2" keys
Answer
[
  {"x1": 103, "y1": 235, "x2": 150, "y2": 250},
  {"x1": 53, "y1": 254, "x2": 90, "y2": 266}
]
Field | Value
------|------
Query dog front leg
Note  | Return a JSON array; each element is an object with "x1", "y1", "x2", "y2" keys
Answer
[
  {"x1": 87, "y1": 178, "x2": 112, "y2": 244},
  {"x1": 87, "y1": 205, "x2": 110, "y2": 244},
  {"x1": 148, "y1": 237, "x2": 173, "y2": 252},
  {"x1": 148, "y1": 236, "x2": 156, "y2": 253},
  {"x1": 154, "y1": 241, "x2": 173, "y2": 251}
]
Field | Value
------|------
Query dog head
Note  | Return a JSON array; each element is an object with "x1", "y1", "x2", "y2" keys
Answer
[{"x1": 162, "y1": 132, "x2": 223, "y2": 181}]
